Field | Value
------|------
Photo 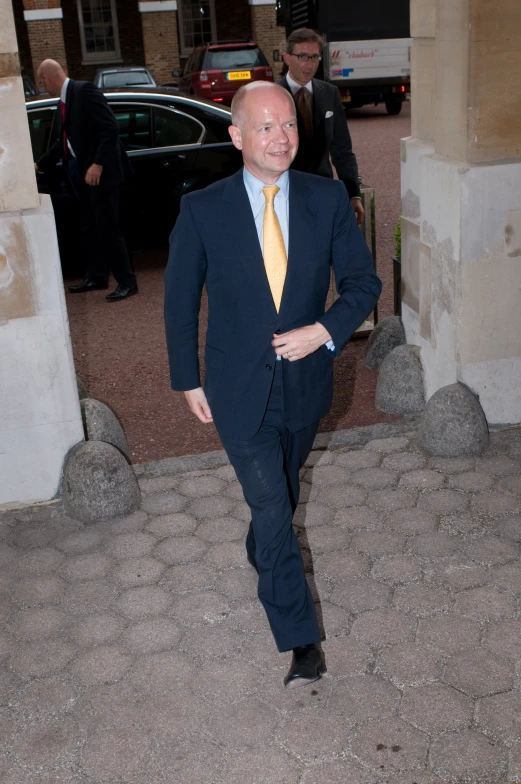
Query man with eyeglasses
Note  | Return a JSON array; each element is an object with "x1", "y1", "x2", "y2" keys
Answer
[{"x1": 279, "y1": 28, "x2": 364, "y2": 225}]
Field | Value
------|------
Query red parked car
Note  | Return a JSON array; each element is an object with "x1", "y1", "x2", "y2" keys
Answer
[{"x1": 174, "y1": 40, "x2": 273, "y2": 105}]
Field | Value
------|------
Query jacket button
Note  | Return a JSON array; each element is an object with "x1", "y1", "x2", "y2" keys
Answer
[{"x1": 265, "y1": 364, "x2": 272, "y2": 371}]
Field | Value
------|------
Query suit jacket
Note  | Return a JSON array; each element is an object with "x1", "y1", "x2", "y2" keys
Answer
[
  {"x1": 278, "y1": 77, "x2": 360, "y2": 199},
  {"x1": 164, "y1": 169, "x2": 381, "y2": 440},
  {"x1": 37, "y1": 79, "x2": 131, "y2": 188}
]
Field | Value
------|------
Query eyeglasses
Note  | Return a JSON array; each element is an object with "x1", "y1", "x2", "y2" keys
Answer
[{"x1": 289, "y1": 53, "x2": 322, "y2": 63}]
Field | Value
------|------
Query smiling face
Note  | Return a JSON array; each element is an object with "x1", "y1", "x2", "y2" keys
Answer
[
  {"x1": 228, "y1": 86, "x2": 298, "y2": 184},
  {"x1": 283, "y1": 41, "x2": 321, "y2": 87}
]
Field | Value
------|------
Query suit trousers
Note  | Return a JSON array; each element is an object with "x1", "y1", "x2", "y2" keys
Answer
[
  {"x1": 219, "y1": 360, "x2": 321, "y2": 652},
  {"x1": 67, "y1": 159, "x2": 136, "y2": 288}
]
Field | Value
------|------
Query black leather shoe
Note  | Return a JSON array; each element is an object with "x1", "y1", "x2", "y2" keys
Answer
[
  {"x1": 284, "y1": 643, "x2": 326, "y2": 688},
  {"x1": 246, "y1": 552, "x2": 258, "y2": 574},
  {"x1": 105, "y1": 284, "x2": 138, "y2": 302},
  {"x1": 68, "y1": 279, "x2": 108, "y2": 293}
]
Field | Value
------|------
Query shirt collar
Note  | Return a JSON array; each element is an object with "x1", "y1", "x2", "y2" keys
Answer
[
  {"x1": 286, "y1": 72, "x2": 313, "y2": 95},
  {"x1": 60, "y1": 77, "x2": 70, "y2": 103},
  {"x1": 243, "y1": 167, "x2": 289, "y2": 204}
]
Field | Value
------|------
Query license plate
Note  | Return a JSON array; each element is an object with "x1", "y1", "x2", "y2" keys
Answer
[
  {"x1": 227, "y1": 71, "x2": 251, "y2": 81},
  {"x1": 341, "y1": 95, "x2": 351, "y2": 103}
]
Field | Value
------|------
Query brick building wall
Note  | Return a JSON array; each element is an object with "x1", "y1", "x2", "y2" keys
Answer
[
  {"x1": 250, "y1": 3, "x2": 286, "y2": 79},
  {"x1": 25, "y1": 19, "x2": 68, "y2": 73},
  {"x1": 62, "y1": 0, "x2": 145, "y2": 81},
  {"x1": 141, "y1": 9, "x2": 180, "y2": 83}
]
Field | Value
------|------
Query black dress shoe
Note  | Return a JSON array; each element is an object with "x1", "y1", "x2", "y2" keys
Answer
[
  {"x1": 68, "y1": 279, "x2": 108, "y2": 293},
  {"x1": 105, "y1": 284, "x2": 138, "y2": 302},
  {"x1": 284, "y1": 643, "x2": 326, "y2": 688}
]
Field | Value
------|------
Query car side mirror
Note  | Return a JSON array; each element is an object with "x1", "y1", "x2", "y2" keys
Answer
[
  {"x1": 273, "y1": 50, "x2": 280, "y2": 62},
  {"x1": 172, "y1": 69, "x2": 181, "y2": 78}
]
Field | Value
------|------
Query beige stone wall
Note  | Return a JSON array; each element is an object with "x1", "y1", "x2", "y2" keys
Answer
[
  {"x1": 249, "y1": 4, "x2": 286, "y2": 79},
  {"x1": 140, "y1": 9, "x2": 180, "y2": 83}
]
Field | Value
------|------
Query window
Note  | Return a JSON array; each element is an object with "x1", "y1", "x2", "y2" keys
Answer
[
  {"x1": 178, "y1": 0, "x2": 216, "y2": 56},
  {"x1": 111, "y1": 106, "x2": 152, "y2": 151},
  {"x1": 154, "y1": 107, "x2": 204, "y2": 147},
  {"x1": 204, "y1": 48, "x2": 268, "y2": 71},
  {"x1": 77, "y1": 0, "x2": 121, "y2": 64},
  {"x1": 27, "y1": 108, "x2": 57, "y2": 161},
  {"x1": 101, "y1": 70, "x2": 154, "y2": 89}
]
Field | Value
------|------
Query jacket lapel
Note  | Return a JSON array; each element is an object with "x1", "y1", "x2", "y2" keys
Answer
[
  {"x1": 222, "y1": 170, "x2": 277, "y2": 317},
  {"x1": 312, "y1": 78, "x2": 324, "y2": 132},
  {"x1": 279, "y1": 170, "x2": 317, "y2": 315}
]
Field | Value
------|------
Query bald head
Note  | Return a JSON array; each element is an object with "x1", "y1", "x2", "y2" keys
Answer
[
  {"x1": 231, "y1": 81, "x2": 295, "y2": 129},
  {"x1": 37, "y1": 59, "x2": 67, "y2": 97}
]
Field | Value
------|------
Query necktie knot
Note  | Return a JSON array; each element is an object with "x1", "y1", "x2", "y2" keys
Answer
[{"x1": 262, "y1": 185, "x2": 280, "y2": 206}]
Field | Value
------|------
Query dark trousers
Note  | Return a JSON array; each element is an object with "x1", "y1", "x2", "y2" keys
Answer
[
  {"x1": 67, "y1": 159, "x2": 136, "y2": 288},
  {"x1": 219, "y1": 360, "x2": 320, "y2": 652}
]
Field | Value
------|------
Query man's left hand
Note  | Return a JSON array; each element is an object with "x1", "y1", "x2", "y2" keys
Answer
[
  {"x1": 272, "y1": 323, "x2": 332, "y2": 362},
  {"x1": 351, "y1": 198, "x2": 365, "y2": 225},
  {"x1": 85, "y1": 163, "x2": 103, "y2": 186}
]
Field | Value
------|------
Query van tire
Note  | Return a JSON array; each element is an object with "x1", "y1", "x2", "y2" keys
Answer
[{"x1": 385, "y1": 100, "x2": 402, "y2": 116}]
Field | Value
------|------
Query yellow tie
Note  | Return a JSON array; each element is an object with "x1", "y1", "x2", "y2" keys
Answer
[{"x1": 262, "y1": 185, "x2": 287, "y2": 312}]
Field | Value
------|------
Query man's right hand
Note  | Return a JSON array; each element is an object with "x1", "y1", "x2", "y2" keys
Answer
[
  {"x1": 184, "y1": 388, "x2": 213, "y2": 424},
  {"x1": 34, "y1": 163, "x2": 40, "y2": 174}
]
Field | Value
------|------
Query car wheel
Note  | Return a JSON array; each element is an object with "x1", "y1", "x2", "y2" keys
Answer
[{"x1": 385, "y1": 100, "x2": 402, "y2": 116}]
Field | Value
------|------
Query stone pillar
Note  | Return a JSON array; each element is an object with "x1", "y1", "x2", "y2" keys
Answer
[
  {"x1": 22, "y1": 0, "x2": 67, "y2": 77},
  {"x1": 249, "y1": 0, "x2": 286, "y2": 79},
  {"x1": 0, "y1": 0, "x2": 83, "y2": 505},
  {"x1": 401, "y1": 0, "x2": 521, "y2": 425},
  {"x1": 138, "y1": 0, "x2": 180, "y2": 84}
]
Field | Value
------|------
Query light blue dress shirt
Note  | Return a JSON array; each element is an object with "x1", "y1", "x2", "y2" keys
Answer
[{"x1": 242, "y1": 167, "x2": 335, "y2": 357}]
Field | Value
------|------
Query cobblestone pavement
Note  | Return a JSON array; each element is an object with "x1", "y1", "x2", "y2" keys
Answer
[{"x1": 1, "y1": 425, "x2": 521, "y2": 783}]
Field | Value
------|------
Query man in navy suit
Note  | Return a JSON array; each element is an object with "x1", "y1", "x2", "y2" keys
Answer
[
  {"x1": 35, "y1": 59, "x2": 137, "y2": 301},
  {"x1": 164, "y1": 82, "x2": 381, "y2": 687}
]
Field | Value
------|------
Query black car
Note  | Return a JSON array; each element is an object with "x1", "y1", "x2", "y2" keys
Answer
[{"x1": 26, "y1": 88, "x2": 242, "y2": 264}]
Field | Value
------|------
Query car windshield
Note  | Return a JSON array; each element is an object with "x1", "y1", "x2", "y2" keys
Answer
[
  {"x1": 205, "y1": 48, "x2": 268, "y2": 70},
  {"x1": 102, "y1": 71, "x2": 153, "y2": 88}
]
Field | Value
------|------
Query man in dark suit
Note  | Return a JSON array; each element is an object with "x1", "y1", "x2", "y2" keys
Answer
[
  {"x1": 35, "y1": 59, "x2": 137, "y2": 301},
  {"x1": 279, "y1": 28, "x2": 365, "y2": 225},
  {"x1": 164, "y1": 82, "x2": 381, "y2": 688}
]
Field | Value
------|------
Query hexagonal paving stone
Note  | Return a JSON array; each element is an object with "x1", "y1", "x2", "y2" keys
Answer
[
  {"x1": 69, "y1": 644, "x2": 132, "y2": 685},
  {"x1": 305, "y1": 449, "x2": 334, "y2": 467},
  {"x1": 204, "y1": 541, "x2": 247, "y2": 569},
  {"x1": 494, "y1": 514, "x2": 521, "y2": 542},
  {"x1": 489, "y1": 562, "x2": 521, "y2": 593},
  {"x1": 319, "y1": 600, "x2": 350, "y2": 637},
  {"x1": 195, "y1": 516, "x2": 246, "y2": 542},
  {"x1": 10, "y1": 714, "x2": 83, "y2": 772},
  {"x1": 416, "y1": 614, "x2": 481, "y2": 654},
  {"x1": 371, "y1": 555, "x2": 422, "y2": 584},
  {"x1": 444, "y1": 648, "x2": 513, "y2": 697},
  {"x1": 138, "y1": 475, "x2": 180, "y2": 494},
  {"x1": 153, "y1": 535, "x2": 209, "y2": 565},
  {"x1": 145, "y1": 512, "x2": 198, "y2": 538},
  {"x1": 335, "y1": 449, "x2": 381, "y2": 469},
  {"x1": 423, "y1": 559, "x2": 489, "y2": 591},
  {"x1": 417, "y1": 489, "x2": 469, "y2": 514},
  {"x1": 476, "y1": 691, "x2": 521, "y2": 744},
  {"x1": 350, "y1": 467, "x2": 399, "y2": 490},
  {"x1": 429, "y1": 456, "x2": 476, "y2": 473},
  {"x1": 104, "y1": 531, "x2": 156, "y2": 560},
  {"x1": 351, "y1": 609, "x2": 415, "y2": 646},
  {"x1": 55, "y1": 529, "x2": 103, "y2": 554},
  {"x1": 464, "y1": 535, "x2": 519, "y2": 565},
  {"x1": 177, "y1": 475, "x2": 227, "y2": 498},
  {"x1": 399, "y1": 470, "x2": 446, "y2": 490},
  {"x1": 187, "y1": 494, "x2": 237, "y2": 519},
  {"x1": 79, "y1": 727, "x2": 151, "y2": 781},
  {"x1": 501, "y1": 474, "x2": 521, "y2": 496},
  {"x1": 120, "y1": 618, "x2": 182, "y2": 655},
  {"x1": 114, "y1": 585, "x2": 172, "y2": 619},
  {"x1": 407, "y1": 532, "x2": 461, "y2": 558},
  {"x1": 318, "y1": 485, "x2": 368, "y2": 508},
  {"x1": 10, "y1": 574, "x2": 66, "y2": 608},
  {"x1": 376, "y1": 643, "x2": 441, "y2": 688},
  {"x1": 333, "y1": 506, "x2": 383, "y2": 531},
  {"x1": 401, "y1": 683, "x2": 473, "y2": 733},
  {"x1": 9, "y1": 639, "x2": 76, "y2": 678},
  {"x1": 350, "y1": 530, "x2": 406, "y2": 557},
  {"x1": 110, "y1": 556, "x2": 165, "y2": 588},
  {"x1": 393, "y1": 583, "x2": 452, "y2": 616},
  {"x1": 207, "y1": 696, "x2": 280, "y2": 750},
  {"x1": 59, "y1": 553, "x2": 112, "y2": 582},
  {"x1": 366, "y1": 487, "x2": 419, "y2": 512},
  {"x1": 471, "y1": 491, "x2": 521, "y2": 516},
  {"x1": 350, "y1": 716, "x2": 429, "y2": 772},
  {"x1": 70, "y1": 613, "x2": 124, "y2": 646},
  {"x1": 430, "y1": 728, "x2": 508, "y2": 784},
  {"x1": 141, "y1": 490, "x2": 188, "y2": 515},
  {"x1": 307, "y1": 464, "x2": 352, "y2": 488},
  {"x1": 277, "y1": 705, "x2": 353, "y2": 761},
  {"x1": 482, "y1": 619, "x2": 521, "y2": 661},
  {"x1": 221, "y1": 748, "x2": 301, "y2": 784},
  {"x1": 17, "y1": 548, "x2": 65, "y2": 575},
  {"x1": 385, "y1": 508, "x2": 438, "y2": 535},
  {"x1": 321, "y1": 636, "x2": 372, "y2": 677},
  {"x1": 191, "y1": 657, "x2": 263, "y2": 702},
  {"x1": 448, "y1": 472, "x2": 494, "y2": 492},
  {"x1": 475, "y1": 455, "x2": 520, "y2": 475},
  {"x1": 8, "y1": 607, "x2": 69, "y2": 642},
  {"x1": 105, "y1": 510, "x2": 149, "y2": 535},
  {"x1": 58, "y1": 578, "x2": 118, "y2": 615},
  {"x1": 170, "y1": 590, "x2": 231, "y2": 626},
  {"x1": 327, "y1": 674, "x2": 401, "y2": 721},
  {"x1": 160, "y1": 563, "x2": 216, "y2": 594},
  {"x1": 8, "y1": 676, "x2": 76, "y2": 722},
  {"x1": 303, "y1": 525, "x2": 352, "y2": 554},
  {"x1": 454, "y1": 585, "x2": 516, "y2": 621},
  {"x1": 313, "y1": 550, "x2": 370, "y2": 580},
  {"x1": 214, "y1": 568, "x2": 257, "y2": 600},
  {"x1": 329, "y1": 577, "x2": 391, "y2": 613}
]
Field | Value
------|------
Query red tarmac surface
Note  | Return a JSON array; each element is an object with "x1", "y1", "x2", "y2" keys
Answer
[{"x1": 65, "y1": 102, "x2": 411, "y2": 463}]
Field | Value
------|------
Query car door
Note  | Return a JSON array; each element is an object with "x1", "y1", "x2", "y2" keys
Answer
[{"x1": 110, "y1": 101, "x2": 204, "y2": 247}]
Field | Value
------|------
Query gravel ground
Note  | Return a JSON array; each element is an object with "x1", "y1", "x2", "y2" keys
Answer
[{"x1": 65, "y1": 102, "x2": 410, "y2": 463}]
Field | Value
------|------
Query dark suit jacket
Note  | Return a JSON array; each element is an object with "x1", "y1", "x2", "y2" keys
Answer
[
  {"x1": 164, "y1": 169, "x2": 381, "y2": 440},
  {"x1": 278, "y1": 77, "x2": 360, "y2": 199},
  {"x1": 37, "y1": 79, "x2": 131, "y2": 188}
]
